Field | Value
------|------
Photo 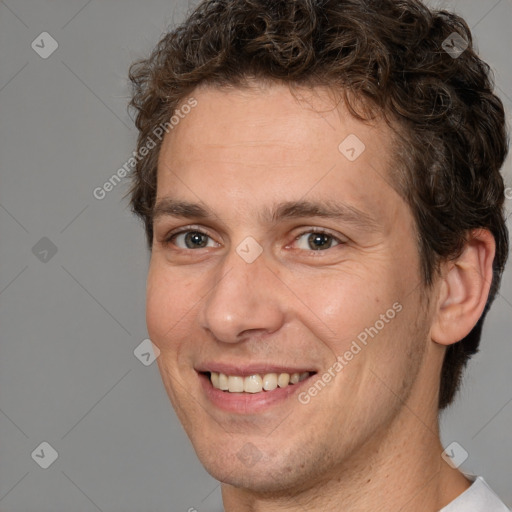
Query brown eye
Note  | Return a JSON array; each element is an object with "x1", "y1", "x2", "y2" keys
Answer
[
  {"x1": 308, "y1": 233, "x2": 334, "y2": 250},
  {"x1": 294, "y1": 231, "x2": 341, "y2": 251},
  {"x1": 171, "y1": 231, "x2": 216, "y2": 249}
]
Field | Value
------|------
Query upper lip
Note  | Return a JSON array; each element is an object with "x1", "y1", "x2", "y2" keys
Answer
[{"x1": 195, "y1": 362, "x2": 318, "y2": 377}]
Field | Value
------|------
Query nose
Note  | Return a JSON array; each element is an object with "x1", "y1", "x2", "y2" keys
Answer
[{"x1": 199, "y1": 246, "x2": 285, "y2": 343}]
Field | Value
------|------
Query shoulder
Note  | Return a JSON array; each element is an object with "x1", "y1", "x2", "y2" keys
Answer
[{"x1": 441, "y1": 476, "x2": 510, "y2": 512}]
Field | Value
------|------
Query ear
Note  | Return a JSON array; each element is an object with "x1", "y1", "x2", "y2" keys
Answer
[{"x1": 430, "y1": 229, "x2": 495, "y2": 346}]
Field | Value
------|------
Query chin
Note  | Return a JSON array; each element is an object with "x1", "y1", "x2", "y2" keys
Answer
[
  {"x1": 207, "y1": 460, "x2": 303, "y2": 494},
  {"x1": 192, "y1": 437, "x2": 323, "y2": 495}
]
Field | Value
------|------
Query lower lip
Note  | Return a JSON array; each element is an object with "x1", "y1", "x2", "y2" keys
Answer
[{"x1": 199, "y1": 373, "x2": 315, "y2": 414}]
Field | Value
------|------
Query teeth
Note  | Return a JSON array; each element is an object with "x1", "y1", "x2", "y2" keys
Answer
[
  {"x1": 244, "y1": 375, "x2": 263, "y2": 393},
  {"x1": 277, "y1": 373, "x2": 290, "y2": 387},
  {"x1": 262, "y1": 373, "x2": 278, "y2": 391},
  {"x1": 228, "y1": 375, "x2": 244, "y2": 392},
  {"x1": 209, "y1": 371, "x2": 312, "y2": 393},
  {"x1": 218, "y1": 372, "x2": 229, "y2": 391}
]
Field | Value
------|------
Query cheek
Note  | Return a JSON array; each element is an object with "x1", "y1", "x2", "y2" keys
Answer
[
  {"x1": 288, "y1": 267, "x2": 397, "y2": 348},
  {"x1": 145, "y1": 262, "x2": 199, "y2": 348},
  {"x1": 288, "y1": 263, "x2": 417, "y2": 393}
]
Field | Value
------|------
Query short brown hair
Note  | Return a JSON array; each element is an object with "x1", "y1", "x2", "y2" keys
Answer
[{"x1": 128, "y1": 0, "x2": 509, "y2": 409}]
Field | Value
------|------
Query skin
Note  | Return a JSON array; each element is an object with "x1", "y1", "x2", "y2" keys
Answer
[{"x1": 146, "y1": 82, "x2": 495, "y2": 511}]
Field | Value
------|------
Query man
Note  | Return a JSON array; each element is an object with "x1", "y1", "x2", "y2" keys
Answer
[{"x1": 127, "y1": 0, "x2": 510, "y2": 510}]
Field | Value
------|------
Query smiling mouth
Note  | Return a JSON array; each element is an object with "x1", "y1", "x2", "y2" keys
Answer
[{"x1": 202, "y1": 371, "x2": 316, "y2": 393}]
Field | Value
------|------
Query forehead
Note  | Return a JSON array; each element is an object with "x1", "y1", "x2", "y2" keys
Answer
[
  {"x1": 156, "y1": 82, "x2": 401, "y2": 221},
  {"x1": 162, "y1": 82, "x2": 389, "y2": 160}
]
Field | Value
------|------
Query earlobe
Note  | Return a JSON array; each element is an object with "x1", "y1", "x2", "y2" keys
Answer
[{"x1": 430, "y1": 229, "x2": 495, "y2": 347}]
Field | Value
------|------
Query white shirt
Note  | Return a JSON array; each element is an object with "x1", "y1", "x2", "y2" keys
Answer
[{"x1": 441, "y1": 476, "x2": 510, "y2": 511}]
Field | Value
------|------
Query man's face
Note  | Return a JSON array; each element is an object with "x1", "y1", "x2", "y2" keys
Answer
[{"x1": 147, "y1": 83, "x2": 436, "y2": 492}]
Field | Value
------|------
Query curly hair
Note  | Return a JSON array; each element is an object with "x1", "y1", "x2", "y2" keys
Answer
[{"x1": 128, "y1": 0, "x2": 509, "y2": 410}]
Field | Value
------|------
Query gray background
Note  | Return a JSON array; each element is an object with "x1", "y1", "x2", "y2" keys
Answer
[{"x1": 0, "y1": 0, "x2": 510, "y2": 511}]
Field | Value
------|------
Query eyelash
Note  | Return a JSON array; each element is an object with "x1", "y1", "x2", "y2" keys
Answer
[{"x1": 162, "y1": 225, "x2": 345, "y2": 252}]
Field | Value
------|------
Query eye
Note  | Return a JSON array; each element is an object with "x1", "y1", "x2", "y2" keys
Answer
[
  {"x1": 168, "y1": 230, "x2": 219, "y2": 249},
  {"x1": 293, "y1": 230, "x2": 342, "y2": 251}
]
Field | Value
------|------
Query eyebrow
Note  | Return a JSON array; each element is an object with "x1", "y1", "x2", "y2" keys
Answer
[{"x1": 152, "y1": 198, "x2": 380, "y2": 232}]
